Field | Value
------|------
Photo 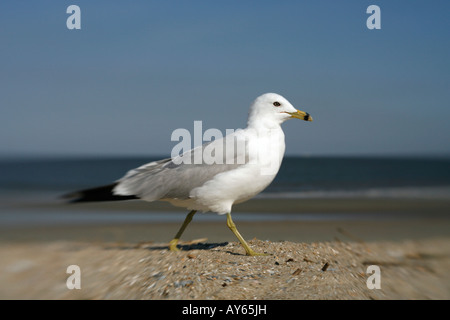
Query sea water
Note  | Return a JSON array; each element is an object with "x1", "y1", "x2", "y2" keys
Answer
[{"x1": 1, "y1": 156, "x2": 449, "y2": 227}]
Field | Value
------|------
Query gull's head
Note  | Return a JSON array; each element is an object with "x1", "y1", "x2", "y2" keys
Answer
[{"x1": 247, "y1": 93, "x2": 312, "y2": 127}]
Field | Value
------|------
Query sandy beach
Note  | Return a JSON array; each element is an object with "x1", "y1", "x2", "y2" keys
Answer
[
  {"x1": 1, "y1": 197, "x2": 450, "y2": 300},
  {"x1": 0, "y1": 237, "x2": 449, "y2": 300}
]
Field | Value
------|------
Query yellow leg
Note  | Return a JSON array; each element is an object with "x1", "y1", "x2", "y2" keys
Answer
[
  {"x1": 169, "y1": 210, "x2": 197, "y2": 251},
  {"x1": 226, "y1": 212, "x2": 269, "y2": 256}
]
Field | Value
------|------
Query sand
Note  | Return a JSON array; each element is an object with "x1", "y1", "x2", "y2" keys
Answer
[
  {"x1": 1, "y1": 235, "x2": 449, "y2": 299},
  {"x1": 1, "y1": 197, "x2": 450, "y2": 300}
]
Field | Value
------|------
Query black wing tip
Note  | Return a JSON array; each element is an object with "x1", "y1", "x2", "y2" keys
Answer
[
  {"x1": 60, "y1": 191, "x2": 83, "y2": 203},
  {"x1": 61, "y1": 183, "x2": 139, "y2": 203}
]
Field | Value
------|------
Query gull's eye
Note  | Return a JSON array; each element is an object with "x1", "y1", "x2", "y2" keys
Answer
[{"x1": 273, "y1": 101, "x2": 281, "y2": 107}]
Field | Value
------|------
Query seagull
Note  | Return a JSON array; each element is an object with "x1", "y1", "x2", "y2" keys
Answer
[{"x1": 65, "y1": 93, "x2": 312, "y2": 255}]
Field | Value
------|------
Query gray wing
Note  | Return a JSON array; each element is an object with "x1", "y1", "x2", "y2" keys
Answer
[{"x1": 114, "y1": 131, "x2": 249, "y2": 201}]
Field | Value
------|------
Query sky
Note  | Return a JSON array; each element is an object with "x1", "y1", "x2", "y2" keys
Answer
[{"x1": 0, "y1": 1, "x2": 449, "y2": 158}]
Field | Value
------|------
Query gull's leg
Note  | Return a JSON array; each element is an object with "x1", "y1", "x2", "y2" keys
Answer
[
  {"x1": 169, "y1": 210, "x2": 197, "y2": 251},
  {"x1": 226, "y1": 212, "x2": 269, "y2": 256}
]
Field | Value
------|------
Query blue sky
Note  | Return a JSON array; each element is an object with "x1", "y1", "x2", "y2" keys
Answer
[{"x1": 0, "y1": 1, "x2": 449, "y2": 157}]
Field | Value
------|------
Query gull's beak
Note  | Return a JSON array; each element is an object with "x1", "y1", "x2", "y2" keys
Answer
[{"x1": 286, "y1": 110, "x2": 313, "y2": 121}]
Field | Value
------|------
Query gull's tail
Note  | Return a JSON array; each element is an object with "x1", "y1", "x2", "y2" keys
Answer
[{"x1": 62, "y1": 183, "x2": 138, "y2": 203}]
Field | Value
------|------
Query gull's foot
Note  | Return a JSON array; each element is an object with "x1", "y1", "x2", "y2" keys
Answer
[
  {"x1": 169, "y1": 239, "x2": 180, "y2": 252},
  {"x1": 245, "y1": 249, "x2": 271, "y2": 256}
]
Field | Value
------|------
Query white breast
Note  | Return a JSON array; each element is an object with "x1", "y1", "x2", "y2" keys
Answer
[{"x1": 186, "y1": 127, "x2": 286, "y2": 214}]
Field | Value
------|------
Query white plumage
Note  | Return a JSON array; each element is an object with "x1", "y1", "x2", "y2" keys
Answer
[
  {"x1": 114, "y1": 93, "x2": 304, "y2": 214},
  {"x1": 71, "y1": 92, "x2": 312, "y2": 255}
]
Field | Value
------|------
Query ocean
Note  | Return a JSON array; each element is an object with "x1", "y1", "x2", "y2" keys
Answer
[
  {"x1": 1, "y1": 156, "x2": 450, "y2": 197},
  {"x1": 1, "y1": 156, "x2": 450, "y2": 227}
]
